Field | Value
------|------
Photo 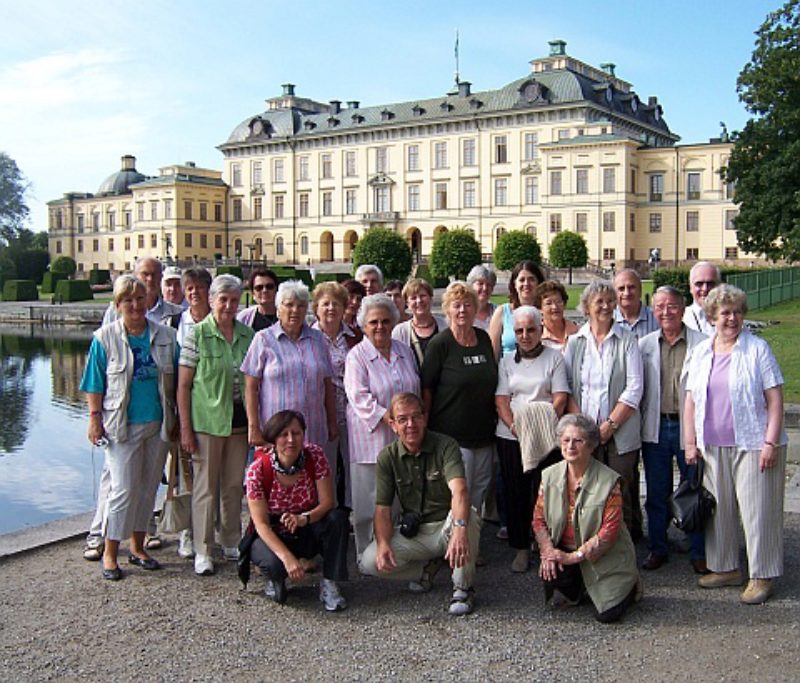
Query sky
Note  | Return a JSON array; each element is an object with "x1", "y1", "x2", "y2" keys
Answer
[{"x1": 0, "y1": 0, "x2": 782, "y2": 233}]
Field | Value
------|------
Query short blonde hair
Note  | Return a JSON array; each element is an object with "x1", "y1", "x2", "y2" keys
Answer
[
  {"x1": 402, "y1": 277, "x2": 433, "y2": 300},
  {"x1": 312, "y1": 281, "x2": 349, "y2": 312},
  {"x1": 442, "y1": 280, "x2": 479, "y2": 312},
  {"x1": 578, "y1": 280, "x2": 616, "y2": 315},
  {"x1": 703, "y1": 283, "x2": 748, "y2": 320},
  {"x1": 113, "y1": 274, "x2": 145, "y2": 306}
]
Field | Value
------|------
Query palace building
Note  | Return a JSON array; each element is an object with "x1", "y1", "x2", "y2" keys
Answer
[{"x1": 48, "y1": 40, "x2": 747, "y2": 273}]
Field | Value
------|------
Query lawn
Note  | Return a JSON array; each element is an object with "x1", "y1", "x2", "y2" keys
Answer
[{"x1": 748, "y1": 300, "x2": 800, "y2": 404}]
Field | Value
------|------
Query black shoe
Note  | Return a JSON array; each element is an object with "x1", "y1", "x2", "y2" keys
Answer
[
  {"x1": 264, "y1": 577, "x2": 287, "y2": 604},
  {"x1": 128, "y1": 555, "x2": 161, "y2": 571},
  {"x1": 101, "y1": 566, "x2": 123, "y2": 581},
  {"x1": 641, "y1": 553, "x2": 668, "y2": 571}
]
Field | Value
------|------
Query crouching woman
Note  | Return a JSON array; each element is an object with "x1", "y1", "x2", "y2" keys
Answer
[{"x1": 533, "y1": 414, "x2": 641, "y2": 623}]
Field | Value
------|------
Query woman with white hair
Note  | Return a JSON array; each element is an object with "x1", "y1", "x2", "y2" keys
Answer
[
  {"x1": 495, "y1": 305, "x2": 570, "y2": 572},
  {"x1": 241, "y1": 280, "x2": 337, "y2": 452},
  {"x1": 344, "y1": 293, "x2": 420, "y2": 560},
  {"x1": 466, "y1": 265, "x2": 497, "y2": 331},
  {"x1": 177, "y1": 274, "x2": 254, "y2": 576}
]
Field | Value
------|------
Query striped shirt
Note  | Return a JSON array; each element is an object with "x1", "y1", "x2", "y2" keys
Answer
[
  {"x1": 311, "y1": 321, "x2": 356, "y2": 424},
  {"x1": 344, "y1": 337, "x2": 420, "y2": 465},
  {"x1": 240, "y1": 322, "x2": 334, "y2": 446}
]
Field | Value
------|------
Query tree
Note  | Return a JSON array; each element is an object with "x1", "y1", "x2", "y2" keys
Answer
[
  {"x1": 429, "y1": 229, "x2": 482, "y2": 281},
  {"x1": 725, "y1": 1, "x2": 800, "y2": 261},
  {"x1": 351, "y1": 227, "x2": 412, "y2": 281},
  {"x1": 0, "y1": 152, "x2": 30, "y2": 244},
  {"x1": 50, "y1": 255, "x2": 77, "y2": 278},
  {"x1": 493, "y1": 230, "x2": 542, "y2": 271},
  {"x1": 549, "y1": 231, "x2": 588, "y2": 284}
]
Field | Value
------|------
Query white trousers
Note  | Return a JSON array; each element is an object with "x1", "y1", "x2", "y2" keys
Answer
[
  {"x1": 703, "y1": 445, "x2": 786, "y2": 579},
  {"x1": 103, "y1": 422, "x2": 168, "y2": 542},
  {"x1": 351, "y1": 462, "x2": 377, "y2": 560},
  {"x1": 323, "y1": 422, "x2": 350, "y2": 508},
  {"x1": 460, "y1": 445, "x2": 496, "y2": 513}
]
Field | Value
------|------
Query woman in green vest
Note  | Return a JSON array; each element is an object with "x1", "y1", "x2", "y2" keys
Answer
[{"x1": 533, "y1": 414, "x2": 641, "y2": 623}]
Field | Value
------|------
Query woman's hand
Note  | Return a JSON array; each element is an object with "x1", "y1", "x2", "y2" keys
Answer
[
  {"x1": 180, "y1": 426, "x2": 198, "y2": 454},
  {"x1": 280, "y1": 512, "x2": 308, "y2": 535},
  {"x1": 282, "y1": 553, "x2": 306, "y2": 581},
  {"x1": 759, "y1": 443, "x2": 778, "y2": 472},
  {"x1": 248, "y1": 423, "x2": 266, "y2": 447},
  {"x1": 599, "y1": 420, "x2": 614, "y2": 445},
  {"x1": 685, "y1": 444, "x2": 701, "y2": 465},
  {"x1": 87, "y1": 416, "x2": 105, "y2": 446},
  {"x1": 539, "y1": 557, "x2": 560, "y2": 581}
]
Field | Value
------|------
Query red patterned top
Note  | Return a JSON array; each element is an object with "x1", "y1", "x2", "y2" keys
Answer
[{"x1": 246, "y1": 443, "x2": 330, "y2": 533}]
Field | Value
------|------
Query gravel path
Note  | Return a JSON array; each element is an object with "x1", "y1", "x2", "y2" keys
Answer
[{"x1": 1, "y1": 514, "x2": 799, "y2": 682}]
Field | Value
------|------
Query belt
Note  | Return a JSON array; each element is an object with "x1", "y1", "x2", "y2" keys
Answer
[{"x1": 660, "y1": 413, "x2": 680, "y2": 420}]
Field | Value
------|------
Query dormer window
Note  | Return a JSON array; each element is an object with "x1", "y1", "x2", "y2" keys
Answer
[
  {"x1": 440, "y1": 101, "x2": 454, "y2": 112},
  {"x1": 412, "y1": 104, "x2": 425, "y2": 117},
  {"x1": 327, "y1": 116, "x2": 340, "y2": 127},
  {"x1": 304, "y1": 120, "x2": 317, "y2": 130},
  {"x1": 352, "y1": 113, "x2": 365, "y2": 124},
  {"x1": 249, "y1": 117, "x2": 271, "y2": 138},
  {"x1": 469, "y1": 98, "x2": 483, "y2": 110},
  {"x1": 381, "y1": 109, "x2": 395, "y2": 121}
]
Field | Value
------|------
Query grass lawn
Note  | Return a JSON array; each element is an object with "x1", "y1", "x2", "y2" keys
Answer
[{"x1": 748, "y1": 300, "x2": 800, "y2": 404}]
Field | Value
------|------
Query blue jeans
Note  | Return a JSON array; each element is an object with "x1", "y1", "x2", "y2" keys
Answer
[{"x1": 642, "y1": 418, "x2": 705, "y2": 560}]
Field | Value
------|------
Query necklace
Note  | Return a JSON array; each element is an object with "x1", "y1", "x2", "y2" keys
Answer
[{"x1": 271, "y1": 448, "x2": 306, "y2": 476}]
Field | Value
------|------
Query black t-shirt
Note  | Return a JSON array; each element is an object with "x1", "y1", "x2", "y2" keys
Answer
[{"x1": 252, "y1": 310, "x2": 278, "y2": 332}]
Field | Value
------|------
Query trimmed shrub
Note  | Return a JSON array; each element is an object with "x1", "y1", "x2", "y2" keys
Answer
[
  {"x1": 652, "y1": 267, "x2": 692, "y2": 302},
  {"x1": 494, "y1": 231, "x2": 543, "y2": 271},
  {"x1": 0, "y1": 252, "x2": 16, "y2": 289},
  {"x1": 352, "y1": 227, "x2": 413, "y2": 282},
  {"x1": 312, "y1": 272, "x2": 350, "y2": 284},
  {"x1": 414, "y1": 263, "x2": 448, "y2": 288},
  {"x1": 3, "y1": 279, "x2": 38, "y2": 301},
  {"x1": 88, "y1": 269, "x2": 111, "y2": 285},
  {"x1": 548, "y1": 231, "x2": 588, "y2": 284},
  {"x1": 54, "y1": 279, "x2": 93, "y2": 302},
  {"x1": 429, "y1": 229, "x2": 481, "y2": 281},
  {"x1": 50, "y1": 255, "x2": 77, "y2": 277},
  {"x1": 41, "y1": 271, "x2": 67, "y2": 294},
  {"x1": 216, "y1": 265, "x2": 244, "y2": 280},
  {"x1": 15, "y1": 249, "x2": 50, "y2": 284}
]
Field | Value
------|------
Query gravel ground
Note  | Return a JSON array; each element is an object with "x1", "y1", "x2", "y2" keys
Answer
[{"x1": 1, "y1": 513, "x2": 799, "y2": 682}]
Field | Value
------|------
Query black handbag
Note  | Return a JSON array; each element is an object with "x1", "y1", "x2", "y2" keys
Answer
[{"x1": 669, "y1": 459, "x2": 716, "y2": 533}]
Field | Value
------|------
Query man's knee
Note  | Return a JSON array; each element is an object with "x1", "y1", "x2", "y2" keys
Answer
[{"x1": 358, "y1": 540, "x2": 381, "y2": 576}]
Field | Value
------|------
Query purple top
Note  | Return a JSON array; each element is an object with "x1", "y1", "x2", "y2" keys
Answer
[{"x1": 703, "y1": 351, "x2": 736, "y2": 447}]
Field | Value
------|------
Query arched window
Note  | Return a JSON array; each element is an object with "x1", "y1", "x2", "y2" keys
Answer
[
  {"x1": 300, "y1": 235, "x2": 309, "y2": 255},
  {"x1": 234, "y1": 238, "x2": 243, "y2": 256}
]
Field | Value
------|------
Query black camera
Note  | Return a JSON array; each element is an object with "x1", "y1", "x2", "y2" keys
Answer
[{"x1": 399, "y1": 511, "x2": 422, "y2": 538}]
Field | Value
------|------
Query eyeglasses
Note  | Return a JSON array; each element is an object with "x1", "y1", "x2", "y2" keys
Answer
[
  {"x1": 560, "y1": 437, "x2": 586, "y2": 447},
  {"x1": 653, "y1": 303, "x2": 681, "y2": 312},
  {"x1": 692, "y1": 280, "x2": 717, "y2": 289},
  {"x1": 392, "y1": 412, "x2": 424, "y2": 426},
  {"x1": 253, "y1": 283, "x2": 276, "y2": 292}
]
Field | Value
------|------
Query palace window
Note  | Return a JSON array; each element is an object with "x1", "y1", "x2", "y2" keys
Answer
[
  {"x1": 576, "y1": 169, "x2": 588, "y2": 195},
  {"x1": 273, "y1": 158, "x2": 285, "y2": 183},
  {"x1": 603, "y1": 212, "x2": 615, "y2": 232},
  {"x1": 232, "y1": 163, "x2": 242, "y2": 187},
  {"x1": 576, "y1": 213, "x2": 588, "y2": 233},
  {"x1": 494, "y1": 178, "x2": 508, "y2": 206},
  {"x1": 435, "y1": 182, "x2": 448, "y2": 210},
  {"x1": 322, "y1": 191, "x2": 332, "y2": 217},
  {"x1": 524, "y1": 177, "x2": 538, "y2": 205},
  {"x1": 434, "y1": 142, "x2": 447, "y2": 169},
  {"x1": 550, "y1": 170, "x2": 562, "y2": 196},
  {"x1": 345, "y1": 189, "x2": 357, "y2": 215},
  {"x1": 494, "y1": 135, "x2": 508, "y2": 164},
  {"x1": 463, "y1": 181, "x2": 476, "y2": 209},
  {"x1": 686, "y1": 211, "x2": 699, "y2": 231},
  {"x1": 687, "y1": 172, "x2": 701, "y2": 200},
  {"x1": 462, "y1": 138, "x2": 476, "y2": 166},
  {"x1": 408, "y1": 184, "x2": 420, "y2": 211},
  {"x1": 649, "y1": 174, "x2": 663, "y2": 202},
  {"x1": 549, "y1": 214, "x2": 562, "y2": 233},
  {"x1": 524, "y1": 132, "x2": 538, "y2": 160},
  {"x1": 649, "y1": 213, "x2": 662, "y2": 232},
  {"x1": 407, "y1": 145, "x2": 419, "y2": 171},
  {"x1": 603, "y1": 167, "x2": 616, "y2": 193}
]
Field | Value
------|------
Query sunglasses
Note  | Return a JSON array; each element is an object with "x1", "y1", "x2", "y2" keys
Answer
[
  {"x1": 692, "y1": 280, "x2": 717, "y2": 288},
  {"x1": 253, "y1": 283, "x2": 276, "y2": 292}
]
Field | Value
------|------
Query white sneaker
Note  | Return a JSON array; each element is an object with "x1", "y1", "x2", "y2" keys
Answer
[
  {"x1": 177, "y1": 530, "x2": 194, "y2": 559},
  {"x1": 194, "y1": 553, "x2": 215, "y2": 576},
  {"x1": 448, "y1": 587, "x2": 474, "y2": 616},
  {"x1": 319, "y1": 578, "x2": 347, "y2": 612},
  {"x1": 222, "y1": 546, "x2": 239, "y2": 561}
]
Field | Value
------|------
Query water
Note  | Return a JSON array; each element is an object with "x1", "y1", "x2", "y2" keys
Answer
[{"x1": 0, "y1": 325, "x2": 101, "y2": 535}]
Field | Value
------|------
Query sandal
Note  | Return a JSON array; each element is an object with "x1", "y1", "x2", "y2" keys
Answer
[{"x1": 144, "y1": 535, "x2": 163, "y2": 550}]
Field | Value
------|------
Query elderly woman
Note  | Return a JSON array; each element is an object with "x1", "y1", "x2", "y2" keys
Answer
[
  {"x1": 534, "y1": 280, "x2": 579, "y2": 352},
  {"x1": 80, "y1": 274, "x2": 177, "y2": 580},
  {"x1": 489, "y1": 260, "x2": 545, "y2": 358},
  {"x1": 237, "y1": 267, "x2": 279, "y2": 332},
  {"x1": 391, "y1": 278, "x2": 447, "y2": 369},
  {"x1": 495, "y1": 306, "x2": 570, "y2": 572},
  {"x1": 342, "y1": 279, "x2": 366, "y2": 341},
  {"x1": 356, "y1": 263, "x2": 383, "y2": 296},
  {"x1": 177, "y1": 274, "x2": 254, "y2": 576},
  {"x1": 174, "y1": 267, "x2": 212, "y2": 348},
  {"x1": 344, "y1": 293, "x2": 420, "y2": 559},
  {"x1": 466, "y1": 265, "x2": 497, "y2": 331},
  {"x1": 246, "y1": 410, "x2": 349, "y2": 610},
  {"x1": 311, "y1": 281, "x2": 358, "y2": 506},
  {"x1": 684, "y1": 284, "x2": 787, "y2": 604},
  {"x1": 534, "y1": 414, "x2": 640, "y2": 622},
  {"x1": 564, "y1": 280, "x2": 644, "y2": 540},
  {"x1": 422, "y1": 281, "x2": 498, "y2": 515},
  {"x1": 242, "y1": 280, "x2": 337, "y2": 452},
  {"x1": 384, "y1": 279, "x2": 411, "y2": 323}
]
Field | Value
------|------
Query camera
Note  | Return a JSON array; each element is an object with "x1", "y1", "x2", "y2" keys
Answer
[{"x1": 399, "y1": 511, "x2": 422, "y2": 538}]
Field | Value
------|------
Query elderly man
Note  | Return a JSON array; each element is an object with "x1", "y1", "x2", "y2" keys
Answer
[
  {"x1": 102, "y1": 257, "x2": 184, "y2": 326},
  {"x1": 682, "y1": 261, "x2": 720, "y2": 336},
  {"x1": 613, "y1": 269, "x2": 658, "y2": 339},
  {"x1": 161, "y1": 266, "x2": 188, "y2": 309},
  {"x1": 355, "y1": 264, "x2": 383, "y2": 296},
  {"x1": 360, "y1": 392, "x2": 481, "y2": 616},
  {"x1": 639, "y1": 286, "x2": 707, "y2": 573}
]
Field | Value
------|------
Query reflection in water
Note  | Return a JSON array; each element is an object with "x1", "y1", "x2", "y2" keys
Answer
[{"x1": 0, "y1": 325, "x2": 97, "y2": 534}]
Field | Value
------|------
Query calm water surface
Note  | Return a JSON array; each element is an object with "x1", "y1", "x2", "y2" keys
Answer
[{"x1": 0, "y1": 325, "x2": 101, "y2": 535}]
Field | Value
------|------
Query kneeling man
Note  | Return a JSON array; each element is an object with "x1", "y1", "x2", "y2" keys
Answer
[{"x1": 360, "y1": 392, "x2": 481, "y2": 615}]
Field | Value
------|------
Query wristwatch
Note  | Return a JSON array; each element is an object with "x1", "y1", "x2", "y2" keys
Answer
[
  {"x1": 302, "y1": 512, "x2": 312, "y2": 526},
  {"x1": 606, "y1": 417, "x2": 618, "y2": 432},
  {"x1": 574, "y1": 549, "x2": 585, "y2": 561},
  {"x1": 453, "y1": 519, "x2": 467, "y2": 528}
]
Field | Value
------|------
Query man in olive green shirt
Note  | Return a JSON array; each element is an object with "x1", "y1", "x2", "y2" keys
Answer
[{"x1": 359, "y1": 392, "x2": 481, "y2": 616}]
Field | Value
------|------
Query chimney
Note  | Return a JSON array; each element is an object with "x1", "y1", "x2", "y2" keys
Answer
[
  {"x1": 458, "y1": 81, "x2": 472, "y2": 97},
  {"x1": 281, "y1": 83, "x2": 295, "y2": 96},
  {"x1": 121, "y1": 155, "x2": 136, "y2": 171},
  {"x1": 548, "y1": 39, "x2": 567, "y2": 56},
  {"x1": 185, "y1": 161, "x2": 196, "y2": 168},
  {"x1": 648, "y1": 96, "x2": 658, "y2": 107},
  {"x1": 329, "y1": 100, "x2": 341, "y2": 114},
  {"x1": 347, "y1": 100, "x2": 360, "y2": 109},
  {"x1": 600, "y1": 62, "x2": 616, "y2": 77}
]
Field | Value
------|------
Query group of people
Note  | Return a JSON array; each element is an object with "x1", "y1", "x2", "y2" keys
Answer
[{"x1": 80, "y1": 256, "x2": 787, "y2": 620}]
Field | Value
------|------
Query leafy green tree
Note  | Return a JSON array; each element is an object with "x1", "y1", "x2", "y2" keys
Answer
[
  {"x1": 352, "y1": 227, "x2": 412, "y2": 281},
  {"x1": 725, "y1": 0, "x2": 800, "y2": 261},
  {"x1": 493, "y1": 230, "x2": 542, "y2": 271},
  {"x1": 429, "y1": 229, "x2": 482, "y2": 281},
  {"x1": 0, "y1": 252, "x2": 16, "y2": 288},
  {"x1": 0, "y1": 152, "x2": 30, "y2": 244},
  {"x1": 50, "y1": 255, "x2": 77, "y2": 278},
  {"x1": 549, "y1": 231, "x2": 588, "y2": 284}
]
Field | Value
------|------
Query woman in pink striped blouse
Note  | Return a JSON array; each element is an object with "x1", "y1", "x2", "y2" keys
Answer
[{"x1": 344, "y1": 293, "x2": 420, "y2": 562}]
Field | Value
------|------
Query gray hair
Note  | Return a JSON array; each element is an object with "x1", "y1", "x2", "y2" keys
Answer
[
  {"x1": 703, "y1": 283, "x2": 748, "y2": 320},
  {"x1": 113, "y1": 274, "x2": 145, "y2": 305},
  {"x1": 357, "y1": 293, "x2": 399, "y2": 329},
  {"x1": 209, "y1": 274, "x2": 243, "y2": 300},
  {"x1": 275, "y1": 279, "x2": 310, "y2": 308},
  {"x1": 614, "y1": 268, "x2": 641, "y2": 285},
  {"x1": 653, "y1": 285, "x2": 686, "y2": 308},
  {"x1": 512, "y1": 305, "x2": 542, "y2": 327},
  {"x1": 355, "y1": 264, "x2": 383, "y2": 286},
  {"x1": 556, "y1": 414, "x2": 601, "y2": 451},
  {"x1": 466, "y1": 264, "x2": 497, "y2": 288},
  {"x1": 689, "y1": 261, "x2": 721, "y2": 284},
  {"x1": 578, "y1": 279, "x2": 616, "y2": 315},
  {"x1": 134, "y1": 256, "x2": 163, "y2": 275}
]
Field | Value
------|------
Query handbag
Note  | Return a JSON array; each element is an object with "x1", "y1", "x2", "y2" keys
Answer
[
  {"x1": 669, "y1": 459, "x2": 716, "y2": 533},
  {"x1": 157, "y1": 448, "x2": 192, "y2": 535}
]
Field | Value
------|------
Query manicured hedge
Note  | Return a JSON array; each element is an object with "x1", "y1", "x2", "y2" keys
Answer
[
  {"x1": 88, "y1": 269, "x2": 111, "y2": 285},
  {"x1": 3, "y1": 279, "x2": 39, "y2": 301},
  {"x1": 414, "y1": 263, "x2": 448, "y2": 288},
  {"x1": 216, "y1": 265, "x2": 244, "y2": 280},
  {"x1": 54, "y1": 279, "x2": 93, "y2": 302},
  {"x1": 652, "y1": 266, "x2": 775, "y2": 304},
  {"x1": 41, "y1": 271, "x2": 68, "y2": 294},
  {"x1": 312, "y1": 272, "x2": 350, "y2": 284}
]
